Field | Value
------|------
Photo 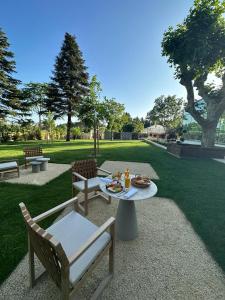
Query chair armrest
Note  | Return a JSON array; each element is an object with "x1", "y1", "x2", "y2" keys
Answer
[
  {"x1": 72, "y1": 172, "x2": 87, "y2": 181},
  {"x1": 68, "y1": 217, "x2": 115, "y2": 265},
  {"x1": 33, "y1": 197, "x2": 78, "y2": 223},
  {"x1": 97, "y1": 167, "x2": 112, "y2": 175}
]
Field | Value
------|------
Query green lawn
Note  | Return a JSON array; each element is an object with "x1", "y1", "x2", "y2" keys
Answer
[{"x1": 0, "y1": 140, "x2": 225, "y2": 285}]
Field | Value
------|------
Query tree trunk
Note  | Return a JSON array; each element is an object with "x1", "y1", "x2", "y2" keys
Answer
[
  {"x1": 66, "y1": 111, "x2": 71, "y2": 141},
  {"x1": 93, "y1": 121, "x2": 97, "y2": 157},
  {"x1": 201, "y1": 123, "x2": 217, "y2": 148},
  {"x1": 38, "y1": 113, "x2": 42, "y2": 128}
]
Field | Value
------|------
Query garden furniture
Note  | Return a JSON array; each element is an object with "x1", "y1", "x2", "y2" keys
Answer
[
  {"x1": 72, "y1": 159, "x2": 112, "y2": 215},
  {"x1": 0, "y1": 159, "x2": 20, "y2": 179},
  {"x1": 30, "y1": 161, "x2": 42, "y2": 173},
  {"x1": 36, "y1": 157, "x2": 50, "y2": 171},
  {"x1": 23, "y1": 146, "x2": 43, "y2": 168},
  {"x1": 19, "y1": 197, "x2": 115, "y2": 300},
  {"x1": 99, "y1": 175, "x2": 158, "y2": 240}
]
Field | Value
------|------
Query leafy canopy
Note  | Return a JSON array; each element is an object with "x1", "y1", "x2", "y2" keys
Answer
[
  {"x1": 147, "y1": 95, "x2": 184, "y2": 129},
  {"x1": 162, "y1": 0, "x2": 225, "y2": 81}
]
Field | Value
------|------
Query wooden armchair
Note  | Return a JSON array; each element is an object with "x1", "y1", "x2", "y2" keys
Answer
[
  {"x1": 72, "y1": 159, "x2": 112, "y2": 215},
  {"x1": 19, "y1": 197, "x2": 115, "y2": 300},
  {"x1": 23, "y1": 146, "x2": 43, "y2": 169}
]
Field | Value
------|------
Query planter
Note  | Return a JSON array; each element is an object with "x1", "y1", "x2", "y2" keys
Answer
[{"x1": 167, "y1": 143, "x2": 225, "y2": 159}]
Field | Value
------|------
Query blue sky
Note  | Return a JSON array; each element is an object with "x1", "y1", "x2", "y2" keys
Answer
[{"x1": 2, "y1": 0, "x2": 194, "y2": 119}]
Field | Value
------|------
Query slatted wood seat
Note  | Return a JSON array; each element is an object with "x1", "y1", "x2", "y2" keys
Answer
[
  {"x1": 72, "y1": 159, "x2": 112, "y2": 215},
  {"x1": 19, "y1": 197, "x2": 115, "y2": 300},
  {"x1": 23, "y1": 147, "x2": 43, "y2": 169}
]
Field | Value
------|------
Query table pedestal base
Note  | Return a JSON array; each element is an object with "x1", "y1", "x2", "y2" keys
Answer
[
  {"x1": 40, "y1": 161, "x2": 48, "y2": 171},
  {"x1": 116, "y1": 200, "x2": 138, "y2": 241}
]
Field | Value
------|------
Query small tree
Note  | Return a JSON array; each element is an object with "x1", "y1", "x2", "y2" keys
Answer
[
  {"x1": 22, "y1": 82, "x2": 48, "y2": 127},
  {"x1": 146, "y1": 95, "x2": 184, "y2": 129},
  {"x1": 79, "y1": 75, "x2": 105, "y2": 156},
  {"x1": 132, "y1": 117, "x2": 144, "y2": 133},
  {"x1": 43, "y1": 112, "x2": 56, "y2": 141},
  {"x1": 72, "y1": 127, "x2": 81, "y2": 139},
  {"x1": 162, "y1": 0, "x2": 225, "y2": 147},
  {"x1": 47, "y1": 33, "x2": 89, "y2": 141},
  {"x1": 104, "y1": 97, "x2": 125, "y2": 139}
]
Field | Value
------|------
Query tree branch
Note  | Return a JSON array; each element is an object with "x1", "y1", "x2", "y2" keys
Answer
[{"x1": 180, "y1": 77, "x2": 207, "y2": 126}]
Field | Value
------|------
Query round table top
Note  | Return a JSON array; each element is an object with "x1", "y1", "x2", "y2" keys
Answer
[
  {"x1": 99, "y1": 176, "x2": 158, "y2": 201},
  {"x1": 30, "y1": 161, "x2": 42, "y2": 165},
  {"x1": 36, "y1": 158, "x2": 50, "y2": 162}
]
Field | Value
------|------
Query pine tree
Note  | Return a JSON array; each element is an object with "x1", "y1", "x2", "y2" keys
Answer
[
  {"x1": 47, "y1": 33, "x2": 89, "y2": 141},
  {"x1": 0, "y1": 28, "x2": 25, "y2": 119}
]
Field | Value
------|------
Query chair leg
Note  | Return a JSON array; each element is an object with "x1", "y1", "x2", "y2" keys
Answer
[
  {"x1": 84, "y1": 190, "x2": 88, "y2": 215},
  {"x1": 61, "y1": 278, "x2": 70, "y2": 300},
  {"x1": 109, "y1": 223, "x2": 115, "y2": 274},
  {"x1": 28, "y1": 235, "x2": 35, "y2": 287},
  {"x1": 108, "y1": 195, "x2": 111, "y2": 204}
]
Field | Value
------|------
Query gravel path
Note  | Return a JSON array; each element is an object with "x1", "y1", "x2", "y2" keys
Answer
[
  {"x1": 4, "y1": 163, "x2": 71, "y2": 186},
  {"x1": 1, "y1": 195, "x2": 225, "y2": 299},
  {"x1": 99, "y1": 161, "x2": 159, "y2": 179}
]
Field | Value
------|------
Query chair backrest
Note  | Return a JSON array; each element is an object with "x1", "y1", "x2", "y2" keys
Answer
[
  {"x1": 24, "y1": 147, "x2": 43, "y2": 158},
  {"x1": 72, "y1": 159, "x2": 97, "y2": 181},
  {"x1": 19, "y1": 203, "x2": 68, "y2": 287}
]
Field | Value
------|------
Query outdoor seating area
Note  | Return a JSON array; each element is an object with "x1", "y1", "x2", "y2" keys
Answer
[
  {"x1": 1, "y1": 140, "x2": 225, "y2": 299},
  {"x1": 1, "y1": 192, "x2": 225, "y2": 299},
  {"x1": 2, "y1": 1, "x2": 225, "y2": 298}
]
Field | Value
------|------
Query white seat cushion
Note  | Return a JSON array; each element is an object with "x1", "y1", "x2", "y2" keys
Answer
[
  {"x1": 46, "y1": 211, "x2": 110, "y2": 285},
  {"x1": 73, "y1": 177, "x2": 100, "y2": 192},
  {"x1": 25, "y1": 156, "x2": 43, "y2": 161},
  {"x1": 0, "y1": 161, "x2": 17, "y2": 171}
]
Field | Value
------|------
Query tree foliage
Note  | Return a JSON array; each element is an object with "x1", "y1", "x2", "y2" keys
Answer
[
  {"x1": 22, "y1": 82, "x2": 48, "y2": 126},
  {"x1": 47, "y1": 33, "x2": 89, "y2": 141},
  {"x1": 0, "y1": 28, "x2": 28, "y2": 119},
  {"x1": 104, "y1": 97, "x2": 125, "y2": 134},
  {"x1": 162, "y1": 0, "x2": 225, "y2": 147},
  {"x1": 147, "y1": 95, "x2": 184, "y2": 129},
  {"x1": 79, "y1": 75, "x2": 105, "y2": 128}
]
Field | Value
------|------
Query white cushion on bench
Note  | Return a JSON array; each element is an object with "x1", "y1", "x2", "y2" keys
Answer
[
  {"x1": 25, "y1": 156, "x2": 43, "y2": 161},
  {"x1": 46, "y1": 211, "x2": 110, "y2": 286},
  {"x1": 73, "y1": 177, "x2": 100, "y2": 192},
  {"x1": 0, "y1": 161, "x2": 17, "y2": 171}
]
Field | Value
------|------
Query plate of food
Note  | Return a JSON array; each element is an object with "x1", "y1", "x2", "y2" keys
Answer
[
  {"x1": 131, "y1": 176, "x2": 151, "y2": 188},
  {"x1": 106, "y1": 181, "x2": 123, "y2": 193}
]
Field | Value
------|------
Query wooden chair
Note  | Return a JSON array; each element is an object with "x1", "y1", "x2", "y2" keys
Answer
[
  {"x1": 23, "y1": 147, "x2": 43, "y2": 169},
  {"x1": 19, "y1": 197, "x2": 115, "y2": 300},
  {"x1": 72, "y1": 159, "x2": 112, "y2": 215},
  {"x1": 0, "y1": 159, "x2": 19, "y2": 179}
]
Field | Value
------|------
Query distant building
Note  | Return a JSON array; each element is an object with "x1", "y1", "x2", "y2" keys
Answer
[{"x1": 146, "y1": 125, "x2": 166, "y2": 139}]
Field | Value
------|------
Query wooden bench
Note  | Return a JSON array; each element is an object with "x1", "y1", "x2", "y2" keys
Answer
[
  {"x1": 0, "y1": 159, "x2": 20, "y2": 179},
  {"x1": 23, "y1": 147, "x2": 43, "y2": 169}
]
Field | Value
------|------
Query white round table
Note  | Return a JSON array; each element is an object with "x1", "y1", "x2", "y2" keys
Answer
[{"x1": 99, "y1": 177, "x2": 158, "y2": 241}]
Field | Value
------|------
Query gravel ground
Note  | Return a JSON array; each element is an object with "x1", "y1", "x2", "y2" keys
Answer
[
  {"x1": 4, "y1": 163, "x2": 71, "y2": 186},
  {"x1": 1, "y1": 195, "x2": 225, "y2": 300},
  {"x1": 98, "y1": 161, "x2": 159, "y2": 179}
]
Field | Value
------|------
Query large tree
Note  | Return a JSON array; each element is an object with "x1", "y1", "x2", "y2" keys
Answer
[
  {"x1": 162, "y1": 0, "x2": 225, "y2": 147},
  {"x1": 146, "y1": 95, "x2": 183, "y2": 129},
  {"x1": 22, "y1": 82, "x2": 48, "y2": 127},
  {"x1": 0, "y1": 28, "x2": 27, "y2": 120},
  {"x1": 47, "y1": 33, "x2": 89, "y2": 141}
]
